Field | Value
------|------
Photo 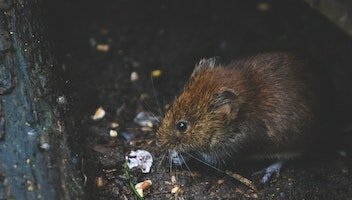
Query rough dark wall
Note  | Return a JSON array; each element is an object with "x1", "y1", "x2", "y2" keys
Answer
[
  {"x1": 0, "y1": 0, "x2": 83, "y2": 199},
  {"x1": 305, "y1": 0, "x2": 352, "y2": 37}
]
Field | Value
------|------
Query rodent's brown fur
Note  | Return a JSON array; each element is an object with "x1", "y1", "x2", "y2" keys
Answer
[{"x1": 157, "y1": 52, "x2": 330, "y2": 166}]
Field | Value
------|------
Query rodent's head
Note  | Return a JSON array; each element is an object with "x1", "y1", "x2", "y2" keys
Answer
[{"x1": 156, "y1": 58, "x2": 240, "y2": 156}]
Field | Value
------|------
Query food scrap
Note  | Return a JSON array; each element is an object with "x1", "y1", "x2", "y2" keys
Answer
[
  {"x1": 171, "y1": 186, "x2": 180, "y2": 194},
  {"x1": 151, "y1": 69, "x2": 162, "y2": 78},
  {"x1": 125, "y1": 150, "x2": 153, "y2": 173},
  {"x1": 130, "y1": 71, "x2": 139, "y2": 82},
  {"x1": 96, "y1": 176, "x2": 105, "y2": 188},
  {"x1": 135, "y1": 180, "x2": 152, "y2": 198},
  {"x1": 96, "y1": 44, "x2": 110, "y2": 52},
  {"x1": 109, "y1": 129, "x2": 118, "y2": 137},
  {"x1": 91, "y1": 107, "x2": 106, "y2": 120},
  {"x1": 110, "y1": 122, "x2": 119, "y2": 128}
]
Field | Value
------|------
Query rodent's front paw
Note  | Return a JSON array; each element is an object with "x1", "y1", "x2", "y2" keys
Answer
[{"x1": 252, "y1": 161, "x2": 284, "y2": 184}]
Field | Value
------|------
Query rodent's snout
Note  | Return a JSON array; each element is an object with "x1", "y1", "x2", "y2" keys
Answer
[{"x1": 156, "y1": 130, "x2": 180, "y2": 149}]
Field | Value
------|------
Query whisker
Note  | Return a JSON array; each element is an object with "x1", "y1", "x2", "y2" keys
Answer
[
  {"x1": 168, "y1": 150, "x2": 173, "y2": 174},
  {"x1": 179, "y1": 153, "x2": 200, "y2": 185},
  {"x1": 157, "y1": 150, "x2": 167, "y2": 171},
  {"x1": 184, "y1": 152, "x2": 224, "y2": 173},
  {"x1": 125, "y1": 127, "x2": 155, "y2": 131},
  {"x1": 131, "y1": 81, "x2": 161, "y2": 122},
  {"x1": 150, "y1": 74, "x2": 163, "y2": 116}
]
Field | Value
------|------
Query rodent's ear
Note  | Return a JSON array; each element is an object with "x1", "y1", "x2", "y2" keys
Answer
[
  {"x1": 192, "y1": 57, "x2": 220, "y2": 77},
  {"x1": 210, "y1": 88, "x2": 239, "y2": 120}
]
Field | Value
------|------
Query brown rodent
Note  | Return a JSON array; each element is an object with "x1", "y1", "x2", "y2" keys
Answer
[{"x1": 156, "y1": 52, "x2": 331, "y2": 168}]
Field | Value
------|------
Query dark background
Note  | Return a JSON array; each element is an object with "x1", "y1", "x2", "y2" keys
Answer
[{"x1": 46, "y1": 0, "x2": 352, "y2": 199}]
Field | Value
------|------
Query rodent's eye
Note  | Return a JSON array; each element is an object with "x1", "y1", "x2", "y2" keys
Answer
[{"x1": 176, "y1": 121, "x2": 188, "y2": 132}]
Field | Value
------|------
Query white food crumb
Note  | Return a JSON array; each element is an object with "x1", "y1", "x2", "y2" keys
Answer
[
  {"x1": 125, "y1": 149, "x2": 153, "y2": 173},
  {"x1": 109, "y1": 130, "x2": 118, "y2": 137},
  {"x1": 130, "y1": 71, "x2": 139, "y2": 82}
]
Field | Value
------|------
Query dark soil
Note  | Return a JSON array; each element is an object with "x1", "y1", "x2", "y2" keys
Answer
[{"x1": 46, "y1": 0, "x2": 352, "y2": 199}]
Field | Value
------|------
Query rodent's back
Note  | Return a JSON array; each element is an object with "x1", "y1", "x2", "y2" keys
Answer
[{"x1": 157, "y1": 52, "x2": 330, "y2": 163}]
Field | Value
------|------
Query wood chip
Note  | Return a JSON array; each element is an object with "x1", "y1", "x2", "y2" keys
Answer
[{"x1": 225, "y1": 170, "x2": 257, "y2": 191}]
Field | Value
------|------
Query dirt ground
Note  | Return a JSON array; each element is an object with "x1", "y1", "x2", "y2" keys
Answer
[{"x1": 46, "y1": 0, "x2": 352, "y2": 199}]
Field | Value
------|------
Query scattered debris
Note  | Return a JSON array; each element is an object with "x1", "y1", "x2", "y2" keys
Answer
[
  {"x1": 225, "y1": 170, "x2": 257, "y2": 191},
  {"x1": 26, "y1": 180, "x2": 35, "y2": 191},
  {"x1": 171, "y1": 175, "x2": 177, "y2": 184},
  {"x1": 96, "y1": 44, "x2": 110, "y2": 52},
  {"x1": 135, "y1": 180, "x2": 152, "y2": 198},
  {"x1": 171, "y1": 186, "x2": 180, "y2": 194},
  {"x1": 96, "y1": 176, "x2": 105, "y2": 188},
  {"x1": 217, "y1": 179, "x2": 225, "y2": 184},
  {"x1": 109, "y1": 130, "x2": 118, "y2": 137},
  {"x1": 56, "y1": 95, "x2": 67, "y2": 104},
  {"x1": 91, "y1": 107, "x2": 106, "y2": 120},
  {"x1": 130, "y1": 71, "x2": 139, "y2": 82},
  {"x1": 125, "y1": 150, "x2": 153, "y2": 173},
  {"x1": 151, "y1": 69, "x2": 162, "y2": 78},
  {"x1": 39, "y1": 141, "x2": 50, "y2": 151},
  {"x1": 141, "y1": 126, "x2": 153, "y2": 132},
  {"x1": 39, "y1": 133, "x2": 50, "y2": 151},
  {"x1": 133, "y1": 111, "x2": 160, "y2": 128},
  {"x1": 110, "y1": 122, "x2": 119, "y2": 128}
]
